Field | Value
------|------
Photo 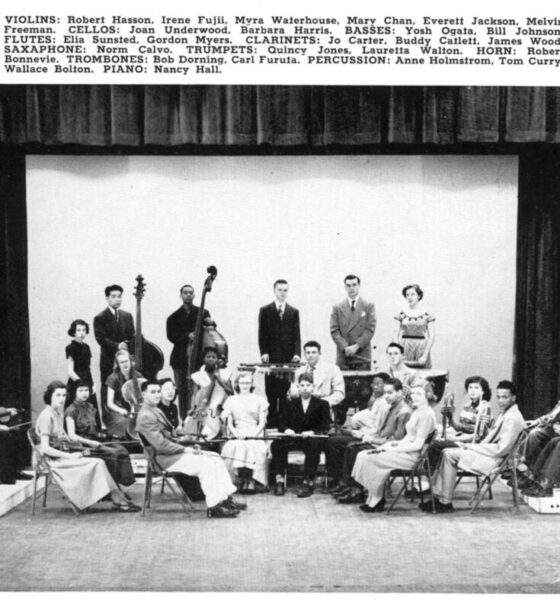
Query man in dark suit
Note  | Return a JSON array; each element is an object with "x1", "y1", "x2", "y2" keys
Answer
[
  {"x1": 270, "y1": 373, "x2": 331, "y2": 498},
  {"x1": 93, "y1": 284, "x2": 135, "y2": 410},
  {"x1": 166, "y1": 284, "x2": 213, "y2": 420},
  {"x1": 258, "y1": 279, "x2": 301, "y2": 428},
  {"x1": 330, "y1": 274, "x2": 376, "y2": 370}
]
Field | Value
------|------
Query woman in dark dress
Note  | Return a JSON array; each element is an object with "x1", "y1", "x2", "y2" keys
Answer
[{"x1": 65, "y1": 319, "x2": 104, "y2": 425}]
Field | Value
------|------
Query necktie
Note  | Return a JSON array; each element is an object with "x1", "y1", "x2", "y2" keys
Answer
[
  {"x1": 278, "y1": 305, "x2": 283, "y2": 320},
  {"x1": 351, "y1": 300, "x2": 355, "y2": 312},
  {"x1": 115, "y1": 309, "x2": 119, "y2": 323},
  {"x1": 307, "y1": 366, "x2": 315, "y2": 382}
]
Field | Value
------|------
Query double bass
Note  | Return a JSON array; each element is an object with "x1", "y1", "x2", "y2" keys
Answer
[
  {"x1": 183, "y1": 266, "x2": 229, "y2": 440},
  {"x1": 122, "y1": 274, "x2": 164, "y2": 438}
]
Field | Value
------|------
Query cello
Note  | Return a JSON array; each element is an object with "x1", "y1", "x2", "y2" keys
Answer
[
  {"x1": 122, "y1": 274, "x2": 164, "y2": 438},
  {"x1": 183, "y1": 266, "x2": 229, "y2": 440}
]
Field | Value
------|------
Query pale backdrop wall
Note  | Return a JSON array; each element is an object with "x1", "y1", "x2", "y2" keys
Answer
[{"x1": 26, "y1": 154, "x2": 518, "y2": 418}]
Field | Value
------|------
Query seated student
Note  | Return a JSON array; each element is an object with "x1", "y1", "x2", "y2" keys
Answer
[
  {"x1": 136, "y1": 380, "x2": 245, "y2": 518},
  {"x1": 65, "y1": 379, "x2": 135, "y2": 490},
  {"x1": 158, "y1": 378, "x2": 204, "y2": 502},
  {"x1": 519, "y1": 427, "x2": 560, "y2": 497},
  {"x1": 352, "y1": 381, "x2": 437, "y2": 513},
  {"x1": 0, "y1": 406, "x2": 32, "y2": 484},
  {"x1": 270, "y1": 373, "x2": 331, "y2": 499},
  {"x1": 105, "y1": 350, "x2": 144, "y2": 440},
  {"x1": 184, "y1": 347, "x2": 233, "y2": 441},
  {"x1": 331, "y1": 377, "x2": 412, "y2": 504},
  {"x1": 386, "y1": 343, "x2": 417, "y2": 390},
  {"x1": 428, "y1": 375, "x2": 493, "y2": 469},
  {"x1": 36, "y1": 381, "x2": 140, "y2": 512},
  {"x1": 422, "y1": 380, "x2": 525, "y2": 513},
  {"x1": 326, "y1": 371, "x2": 391, "y2": 492},
  {"x1": 221, "y1": 371, "x2": 269, "y2": 494},
  {"x1": 519, "y1": 399, "x2": 560, "y2": 475}
]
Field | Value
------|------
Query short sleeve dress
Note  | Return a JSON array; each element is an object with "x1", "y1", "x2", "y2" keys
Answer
[
  {"x1": 220, "y1": 393, "x2": 269, "y2": 485},
  {"x1": 394, "y1": 311, "x2": 436, "y2": 368}
]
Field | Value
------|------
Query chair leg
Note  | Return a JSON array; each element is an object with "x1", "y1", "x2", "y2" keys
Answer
[
  {"x1": 510, "y1": 462, "x2": 520, "y2": 511},
  {"x1": 31, "y1": 472, "x2": 39, "y2": 516},
  {"x1": 164, "y1": 475, "x2": 194, "y2": 512},
  {"x1": 426, "y1": 459, "x2": 436, "y2": 514},
  {"x1": 43, "y1": 475, "x2": 49, "y2": 507},
  {"x1": 142, "y1": 469, "x2": 151, "y2": 516},
  {"x1": 161, "y1": 477, "x2": 165, "y2": 494},
  {"x1": 387, "y1": 472, "x2": 413, "y2": 513}
]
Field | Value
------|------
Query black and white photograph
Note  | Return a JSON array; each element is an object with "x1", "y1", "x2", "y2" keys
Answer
[{"x1": 1, "y1": 0, "x2": 560, "y2": 595}]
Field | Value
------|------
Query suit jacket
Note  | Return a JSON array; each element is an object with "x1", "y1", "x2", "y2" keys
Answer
[
  {"x1": 368, "y1": 399, "x2": 412, "y2": 443},
  {"x1": 258, "y1": 302, "x2": 301, "y2": 362},
  {"x1": 166, "y1": 305, "x2": 211, "y2": 370},
  {"x1": 93, "y1": 307, "x2": 135, "y2": 379},
  {"x1": 330, "y1": 297, "x2": 376, "y2": 368},
  {"x1": 279, "y1": 395, "x2": 331, "y2": 434},
  {"x1": 458, "y1": 403, "x2": 525, "y2": 476},
  {"x1": 136, "y1": 403, "x2": 185, "y2": 470},
  {"x1": 294, "y1": 361, "x2": 345, "y2": 406}
]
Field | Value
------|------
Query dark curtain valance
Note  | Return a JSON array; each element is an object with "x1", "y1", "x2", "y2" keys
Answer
[{"x1": 2, "y1": 85, "x2": 560, "y2": 147}]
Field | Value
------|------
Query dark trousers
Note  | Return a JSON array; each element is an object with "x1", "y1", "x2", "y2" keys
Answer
[
  {"x1": 525, "y1": 425, "x2": 556, "y2": 469},
  {"x1": 173, "y1": 368, "x2": 189, "y2": 421},
  {"x1": 428, "y1": 439, "x2": 459, "y2": 472},
  {"x1": 326, "y1": 432, "x2": 357, "y2": 482},
  {"x1": 270, "y1": 437, "x2": 327, "y2": 481},
  {"x1": 265, "y1": 375, "x2": 290, "y2": 429},
  {"x1": 533, "y1": 436, "x2": 560, "y2": 484},
  {"x1": 0, "y1": 429, "x2": 30, "y2": 478},
  {"x1": 342, "y1": 441, "x2": 376, "y2": 486},
  {"x1": 89, "y1": 444, "x2": 135, "y2": 487}
]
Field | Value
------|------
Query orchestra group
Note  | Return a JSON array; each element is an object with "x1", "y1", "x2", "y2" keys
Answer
[{"x1": 1, "y1": 274, "x2": 559, "y2": 519}]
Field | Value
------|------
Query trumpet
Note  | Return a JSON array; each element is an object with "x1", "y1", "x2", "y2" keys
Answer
[{"x1": 473, "y1": 400, "x2": 491, "y2": 443}]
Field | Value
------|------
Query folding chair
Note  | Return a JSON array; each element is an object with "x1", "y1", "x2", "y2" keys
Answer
[
  {"x1": 468, "y1": 429, "x2": 528, "y2": 513},
  {"x1": 386, "y1": 430, "x2": 437, "y2": 514},
  {"x1": 138, "y1": 433, "x2": 195, "y2": 516},
  {"x1": 26, "y1": 429, "x2": 81, "y2": 516}
]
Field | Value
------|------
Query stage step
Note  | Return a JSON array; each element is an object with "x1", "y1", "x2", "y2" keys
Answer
[{"x1": 0, "y1": 471, "x2": 44, "y2": 517}]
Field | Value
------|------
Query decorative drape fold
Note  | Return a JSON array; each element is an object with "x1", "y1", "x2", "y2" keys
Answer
[{"x1": 1, "y1": 85, "x2": 560, "y2": 147}]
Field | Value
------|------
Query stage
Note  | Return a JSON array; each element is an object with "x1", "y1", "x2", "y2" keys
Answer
[{"x1": 1, "y1": 478, "x2": 559, "y2": 593}]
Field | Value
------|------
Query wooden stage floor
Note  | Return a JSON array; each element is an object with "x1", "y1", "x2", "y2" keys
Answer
[{"x1": 1, "y1": 478, "x2": 559, "y2": 593}]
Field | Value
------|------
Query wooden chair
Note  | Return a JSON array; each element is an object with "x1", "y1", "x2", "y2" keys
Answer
[
  {"x1": 26, "y1": 429, "x2": 81, "y2": 516},
  {"x1": 468, "y1": 429, "x2": 528, "y2": 513},
  {"x1": 386, "y1": 430, "x2": 437, "y2": 514},
  {"x1": 138, "y1": 433, "x2": 195, "y2": 516}
]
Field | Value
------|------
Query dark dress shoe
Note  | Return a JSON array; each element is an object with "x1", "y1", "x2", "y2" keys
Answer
[
  {"x1": 338, "y1": 489, "x2": 364, "y2": 504},
  {"x1": 423, "y1": 498, "x2": 453, "y2": 513},
  {"x1": 297, "y1": 483, "x2": 314, "y2": 498},
  {"x1": 274, "y1": 481, "x2": 285, "y2": 496},
  {"x1": 404, "y1": 487, "x2": 420, "y2": 498},
  {"x1": 15, "y1": 471, "x2": 33, "y2": 481},
  {"x1": 0, "y1": 476, "x2": 16, "y2": 485},
  {"x1": 224, "y1": 497, "x2": 248, "y2": 511},
  {"x1": 207, "y1": 505, "x2": 239, "y2": 518},
  {"x1": 359, "y1": 498, "x2": 386, "y2": 513},
  {"x1": 332, "y1": 486, "x2": 352, "y2": 498}
]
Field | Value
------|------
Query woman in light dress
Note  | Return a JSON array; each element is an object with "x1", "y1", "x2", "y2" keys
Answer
[
  {"x1": 35, "y1": 380, "x2": 140, "y2": 512},
  {"x1": 220, "y1": 372, "x2": 269, "y2": 494},
  {"x1": 394, "y1": 284, "x2": 435, "y2": 369},
  {"x1": 352, "y1": 381, "x2": 437, "y2": 512}
]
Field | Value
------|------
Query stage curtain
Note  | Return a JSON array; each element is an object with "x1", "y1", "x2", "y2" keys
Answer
[
  {"x1": 0, "y1": 148, "x2": 30, "y2": 416},
  {"x1": 515, "y1": 151, "x2": 560, "y2": 418},
  {"x1": 2, "y1": 86, "x2": 560, "y2": 146}
]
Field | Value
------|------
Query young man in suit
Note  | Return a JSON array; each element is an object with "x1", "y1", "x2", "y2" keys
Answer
[
  {"x1": 93, "y1": 284, "x2": 135, "y2": 410},
  {"x1": 330, "y1": 274, "x2": 376, "y2": 371},
  {"x1": 422, "y1": 380, "x2": 526, "y2": 513},
  {"x1": 166, "y1": 284, "x2": 214, "y2": 420},
  {"x1": 270, "y1": 373, "x2": 331, "y2": 498},
  {"x1": 290, "y1": 340, "x2": 345, "y2": 408},
  {"x1": 258, "y1": 279, "x2": 301, "y2": 429},
  {"x1": 136, "y1": 380, "x2": 245, "y2": 518}
]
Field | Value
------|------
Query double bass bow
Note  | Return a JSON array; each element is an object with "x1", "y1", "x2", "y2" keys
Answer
[{"x1": 122, "y1": 274, "x2": 164, "y2": 439}]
